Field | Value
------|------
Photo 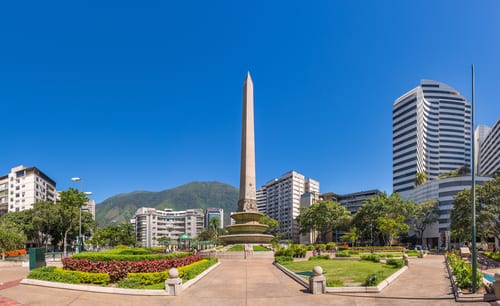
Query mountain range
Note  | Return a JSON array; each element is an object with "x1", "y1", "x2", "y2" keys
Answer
[{"x1": 95, "y1": 181, "x2": 239, "y2": 227}]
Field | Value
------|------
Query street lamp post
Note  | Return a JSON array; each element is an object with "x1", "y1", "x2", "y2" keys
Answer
[{"x1": 71, "y1": 177, "x2": 92, "y2": 254}]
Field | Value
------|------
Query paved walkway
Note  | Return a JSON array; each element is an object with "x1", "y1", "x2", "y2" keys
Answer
[{"x1": 0, "y1": 255, "x2": 495, "y2": 305}]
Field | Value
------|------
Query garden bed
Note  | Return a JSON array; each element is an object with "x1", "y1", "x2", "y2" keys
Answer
[{"x1": 26, "y1": 247, "x2": 218, "y2": 290}]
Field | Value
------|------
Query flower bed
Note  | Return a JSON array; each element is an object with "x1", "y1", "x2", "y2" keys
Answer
[
  {"x1": 62, "y1": 254, "x2": 203, "y2": 282},
  {"x1": 447, "y1": 253, "x2": 483, "y2": 292}
]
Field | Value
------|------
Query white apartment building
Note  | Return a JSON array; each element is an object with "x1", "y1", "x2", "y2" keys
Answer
[
  {"x1": 299, "y1": 191, "x2": 320, "y2": 244},
  {"x1": 260, "y1": 171, "x2": 319, "y2": 242},
  {"x1": 474, "y1": 124, "x2": 491, "y2": 175},
  {"x1": 478, "y1": 118, "x2": 499, "y2": 176},
  {"x1": 393, "y1": 80, "x2": 471, "y2": 193},
  {"x1": 401, "y1": 175, "x2": 492, "y2": 250},
  {"x1": 256, "y1": 188, "x2": 267, "y2": 215},
  {"x1": 133, "y1": 207, "x2": 204, "y2": 248},
  {"x1": 0, "y1": 165, "x2": 57, "y2": 215}
]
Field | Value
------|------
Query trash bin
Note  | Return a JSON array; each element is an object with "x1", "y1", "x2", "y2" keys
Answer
[{"x1": 28, "y1": 247, "x2": 46, "y2": 270}]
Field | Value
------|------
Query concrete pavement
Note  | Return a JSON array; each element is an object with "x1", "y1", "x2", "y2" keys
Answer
[{"x1": 0, "y1": 255, "x2": 495, "y2": 305}]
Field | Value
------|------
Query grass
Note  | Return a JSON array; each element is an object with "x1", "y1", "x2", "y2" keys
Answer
[
  {"x1": 280, "y1": 259, "x2": 400, "y2": 287},
  {"x1": 227, "y1": 245, "x2": 244, "y2": 251},
  {"x1": 227, "y1": 245, "x2": 270, "y2": 252},
  {"x1": 253, "y1": 245, "x2": 270, "y2": 251}
]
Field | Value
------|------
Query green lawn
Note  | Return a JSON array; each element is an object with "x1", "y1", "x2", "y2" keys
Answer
[
  {"x1": 280, "y1": 259, "x2": 400, "y2": 287},
  {"x1": 227, "y1": 245, "x2": 271, "y2": 252}
]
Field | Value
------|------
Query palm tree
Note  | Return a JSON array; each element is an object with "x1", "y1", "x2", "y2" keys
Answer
[{"x1": 414, "y1": 172, "x2": 427, "y2": 187}]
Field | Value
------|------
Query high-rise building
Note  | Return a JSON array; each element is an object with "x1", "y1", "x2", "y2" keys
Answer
[
  {"x1": 478, "y1": 118, "x2": 499, "y2": 176},
  {"x1": 205, "y1": 207, "x2": 224, "y2": 229},
  {"x1": 132, "y1": 207, "x2": 204, "y2": 248},
  {"x1": 256, "y1": 188, "x2": 267, "y2": 214},
  {"x1": 337, "y1": 189, "x2": 382, "y2": 215},
  {"x1": 393, "y1": 80, "x2": 471, "y2": 193},
  {"x1": 261, "y1": 171, "x2": 319, "y2": 242},
  {"x1": 474, "y1": 124, "x2": 491, "y2": 175},
  {"x1": 299, "y1": 191, "x2": 320, "y2": 244},
  {"x1": 0, "y1": 165, "x2": 57, "y2": 215}
]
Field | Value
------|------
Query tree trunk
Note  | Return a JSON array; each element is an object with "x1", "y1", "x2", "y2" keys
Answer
[{"x1": 63, "y1": 230, "x2": 69, "y2": 257}]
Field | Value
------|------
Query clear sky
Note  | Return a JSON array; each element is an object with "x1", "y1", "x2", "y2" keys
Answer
[{"x1": 1, "y1": 1, "x2": 499, "y2": 204}]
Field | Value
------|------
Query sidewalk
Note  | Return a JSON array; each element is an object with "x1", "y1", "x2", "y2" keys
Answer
[{"x1": 0, "y1": 255, "x2": 493, "y2": 305}]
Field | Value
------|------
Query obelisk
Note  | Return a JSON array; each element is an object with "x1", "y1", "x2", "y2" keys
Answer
[{"x1": 238, "y1": 71, "x2": 258, "y2": 212}]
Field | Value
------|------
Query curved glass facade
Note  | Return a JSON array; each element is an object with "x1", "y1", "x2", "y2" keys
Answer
[{"x1": 393, "y1": 80, "x2": 471, "y2": 193}]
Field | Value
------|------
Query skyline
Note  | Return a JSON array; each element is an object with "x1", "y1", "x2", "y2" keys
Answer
[{"x1": 1, "y1": 1, "x2": 499, "y2": 203}]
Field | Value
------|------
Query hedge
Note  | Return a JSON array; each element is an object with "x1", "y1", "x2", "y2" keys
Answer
[{"x1": 71, "y1": 251, "x2": 191, "y2": 262}]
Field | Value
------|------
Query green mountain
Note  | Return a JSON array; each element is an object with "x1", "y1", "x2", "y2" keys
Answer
[{"x1": 95, "y1": 181, "x2": 239, "y2": 227}]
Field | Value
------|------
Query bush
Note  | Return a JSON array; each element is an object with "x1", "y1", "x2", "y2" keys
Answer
[
  {"x1": 386, "y1": 259, "x2": 404, "y2": 268},
  {"x1": 72, "y1": 251, "x2": 191, "y2": 262},
  {"x1": 309, "y1": 255, "x2": 330, "y2": 260},
  {"x1": 361, "y1": 254, "x2": 380, "y2": 263},
  {"x1": 348, "y1": 250, "x2": 359, "y2": 256},
  {"x1": 325, "y1": 242, "x2": 337, "y2": 250},
  {"x1": 484, "y1": 252, "x2": 500, "y2": 262},
  {"x1": 28, "y1": 267, "x2": 109, "y2": 285},
  {"x1": 447, "y1": 253, "x2": 483, "y2": 290},
  {"x1": 274, "y1": 256, "x2": 293, "y2": 264},
  {"x1": 364, "y1": 272, "x2": 382, "y2": 286},
  {"x1": 335, "y1": 251, "x2": 351, "y2": 257},
  {"x1": 178, "y1": 258, "x2": 217, "y2": 282}
]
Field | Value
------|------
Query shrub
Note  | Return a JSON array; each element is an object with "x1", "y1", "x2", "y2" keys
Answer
[
  {"x1": 348, "y1": 250, "x2": 359, "y2": 256},
  {"x1": 386, "y1": 259, "x2": 404, "y2": 268},
  {"x1": 364, "y1": 272, "x2": 382, "y2": 286},
  {"x1": 335, "y1": 251, "x2": 351, "y2": 257},
  {"x1": 309, "y1": 255, "x2": 330, "y2": 260},
  {"x1": 325, "y1": 242, "x2": 337, "y2": 250},
  {"x1": 447, "y1": 253, "x2": 483, "y2": 290},
  {"x1": 72, "y1": 251, "x2": 191, "y2": 262},
  {"x1": 274, "y1": 256, "x2": 293, "y2": 264},
  {"x1": 361, "y1": 254, "x2": 380, "y2": 263},
  {"x1": 178, "y1": 258, "x2": 217, "y2": 282},
  {"x1": 326, "y1": 279, "x2": 343, "y2": 287},
  {"x1": 484, "y1": 252, "x2": 500, "y2": 262}
]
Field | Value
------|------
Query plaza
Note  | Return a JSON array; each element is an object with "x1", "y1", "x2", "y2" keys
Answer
[{"x1": 0, "y1": 255, "x2": 496, "y2": 305}]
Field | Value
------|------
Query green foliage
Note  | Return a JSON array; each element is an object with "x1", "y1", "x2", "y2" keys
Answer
[
  {"x1": 325, "y1": 242, "x2": 337, "y2": 250},
  {"x1": 447, "y1": 253, "x2": 483, "y2": 290},
  {"x1": 28, "y1": 267, "x2": 109, "y2": 285},
  {"x1": 414, "y1": 172, "x2": 427, "y2": 187},
  {"x1": 296, "y1": 200, "x2": 351, "y2": 243},
  {"x1": 0, "y1": 219, "x2": 26, "y2": 256},
  {"x1": 386, "y1": 259, "x2": 404, "y2": 268},
  {"x1": 259, "y1": 215, "x2": 279, "y2": 235},
  {"x1": 96, "y1": 182, "x2": 238, "y2": 227},
  {"x1": 253, "y1": 245, "x2": 270, "y2": 251},
  {"x1": 484, "y1": 252, "x2": 500, "y2": 262},
  {"x1": 72, "y1": 250, "x2": 191, "y2": 262},
  {"x1": 451, "y1": 176, "x2": 499, "y2": 242},
  {"x1": 125, "y1": 271, "x2": 169, "y2": 286},
  {"x1": 361, "y1": 254, "x2": 381, "y2": 263},
  {"x1": 352, "y1": 192, "x2": 415, "y2": 246},
  {"x1": 326, "y1": 279, "x2": 344, "y2": 287},
  {"x1": 178, "y1": 258, "x2": 217, "y2": 282},
  {"x1": 227, "y1": 245, "x2": 244, "y2": 252},
  {"x1": 274, "y1": 256, "x2": 293, "y2": 264},
  {"x1": 364, "y1": 272, "x2": 382, "y2": 286},
  {"x1": 412, "y1": 200, "x2": 439, "y2": 243},
  {"x1": 340, "y1": 227, "x2": 359, "y2": 246},
  {"x1": 88, "y1": 223, "x2": 137, "y2": 248},
  {"x1": 335, "y1": 251, "x2": 351, "y2": 257},
  {"x1": 275, "y1": 244, "x2": 307, "y2": 258},
  {"x1": 309, "y1": 255, "x2": 330, "y2": 260}
]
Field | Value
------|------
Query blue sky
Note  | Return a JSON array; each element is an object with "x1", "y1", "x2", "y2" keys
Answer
[{"x1": 1, "y1": 1, "x2": 499, "y2": 204}]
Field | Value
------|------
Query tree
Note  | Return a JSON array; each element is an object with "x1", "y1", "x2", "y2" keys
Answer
[
  {"x1": 54, "y1": 188, "x2": 89, "y2": 256},
  {"x1": 259, "y1": 215, "x2": 279, "y2": 235},
  {"x1": 340, "y1": 227, "x2": 359, "y2": 247},
  {"x1": 414, "y1": 172, "x2": 427, "y2": 187},
  {"x1": 0, "y1": 219, "x2": 26, "y2": 260},
  {"x1": 451, "y1": 176, "x2": 499, "y2": 243},
  {"x1": 377, "y1": 215, "x2": 409, "y2": 246},
  {"x1": 352, "y1": 192, "x2": 415, "y2": 245},
  {"x1": 297, "y1": 200, "x2": 351, "y2": 243},
  {"x1": 89, "y1": 223, "x2": 137, "y2": 249},
  {"x1": 412, "y1": 200, "x2": 439, "y2": 245},
  {"x1": 478, "y1": 176, "x2": 500, "y2": 243}
]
